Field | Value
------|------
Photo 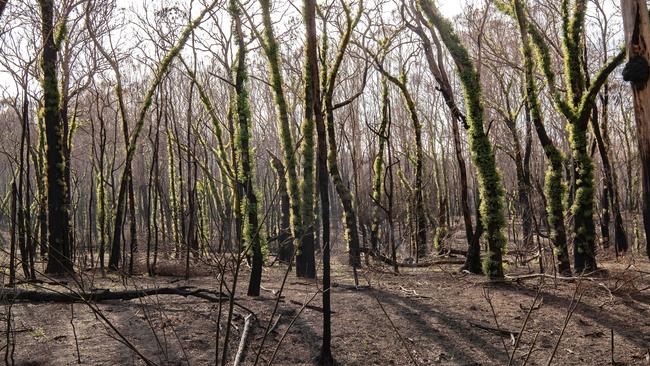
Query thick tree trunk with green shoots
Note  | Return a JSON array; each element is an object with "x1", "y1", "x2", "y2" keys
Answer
[
  {"x1": 258, "y1": 0, "x2": 303, "y2": 272},
  {"x1": 296, "y1": 0, "x2": 318, "y2": 279},
  {"x1": 270, "y1": 154, "x2": 292, "y2": 263},
  {"x1": 420, "y1": 0, "x2": 507, "y2": 278},
  {"x1": 40, "y1": 0, "x2": 73, "y2": 274},
  {"x1": 229, "y1": 0, "x2": 263, "y2": 297},
  {"x1": 370, "y1": 77, "x2": 390, "y2": 253},
  {"x1": 510, "y1": 0, "x2": 572, "y2": 274},
  {"x1": 508, "y1": 0, "x2": 624, "y2": 273},
  {"x1": 409, "y1": 10, "x2": 476, "y2": 257}
]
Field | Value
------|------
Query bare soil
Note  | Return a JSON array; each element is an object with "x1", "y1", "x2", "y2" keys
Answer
[{"x1": 3, "y1": 252, "x2": 650, "y2": 366}]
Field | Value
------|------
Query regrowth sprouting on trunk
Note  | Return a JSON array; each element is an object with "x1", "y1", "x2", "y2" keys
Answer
[
  {"x1": 258, "y1": 0, "x2": 304, "y2": 273},
  {"x1": 270, "y1": 153, "x2": 293, "y2": 263},
  {"x1": 229, "y1": 0, "x2": 264, "y2": 296},
  {"x1": 39, "y1": 0, "x2": 73, "y2": 274},
  {"x1": 509, "y1": 0, "x2": 625, "y2": 273},
  {"x1": 370, "y1": 77, "x2": 390, "y2": 253},
  {"x1": 505, "y1": 0, "x2": 573, "y2": 274},
  {"x1": 321, "y1": 1, "x2": 363, "y2": 267},
  {"x1": 419, "y1": 0, "x2": 507, "y2": 278}
]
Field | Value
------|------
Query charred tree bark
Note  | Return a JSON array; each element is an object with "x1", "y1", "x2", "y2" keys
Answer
[
  {"x1": 229, "y1": 0, "x2": 263, "y2": 296},
  {"x1": 40, "y1": 0, "x2": 73, "y2": 274},
  {"x1": 270, "y1": 154, "x2": 293, "y2": 263},
  {"x1": 421, "y1": 0, "x2": 507, "y2": 278},
  {"x1": 621, "y1": 0, "x2": 650, "y2": 260},
  {"x1": 509, "y1": 0, "x2": 572, "y2": 274},
  {"x1": 322, "y1": 3, "x2": 363, "y2": 267}
]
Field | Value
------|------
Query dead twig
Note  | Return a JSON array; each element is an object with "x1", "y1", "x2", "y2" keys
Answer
[
  {"x1": 233, "y1": 313, "x2": 255, "y2": 366},
  {"x1": 522, "y1": 330, "x2": 541, "y2": 366},
  {"x1": 373, "y1": 293, "x2": 419, "y2": 366},
  {"x1": 509, "y1": 281, "x2": 544, "y2": 365},
  {"x1": 468, "y1": 320, "x2": 519, "y2": 338},
  {"x1": 546, "y1": 282, "x2": 584, "y2": 366},
  {"x1": 482, "y1": 288, "x2": 511, "y2": 356}
]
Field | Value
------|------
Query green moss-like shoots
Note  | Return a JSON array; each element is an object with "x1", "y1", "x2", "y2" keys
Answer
[
  {"x1": 258, "y1": 0, "x2": 303, "y2": 261},
  {"x1": 370, "y1": 77, "x2": 390, "y2": 252},
  {"x1": 419, "y1": 0, "x2": 506, "y2": 279},
  {"x1": 509, "y1": 0, "x2": 572, "y2": 274},
  {"x1": 322, "y1": 1, "x2": 363, "y2": 265}
]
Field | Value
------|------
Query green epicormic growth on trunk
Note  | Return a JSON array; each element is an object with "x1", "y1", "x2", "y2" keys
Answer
[
  {"x1": 503, "y1": 0, "x2": 625, "y2": 273},
  {"x1": 39, "y1": 0, "x2": 73, "y2": 274},
  {"x1": 297, "y1": 0, "x2": 318, "y2": 278},
  {"x1": 505, "y1": 0, "x2": 572, "y2": 274},
  {"x1": 321, "y1": 1, "x2": 363, "y2": 266},
  {"x1": 419, "y1": 0, "x2": 507, "y2": 279},
  {"x1": 230, "y1": 0, "x2": 264, "y2": 296},
  {"x1": 370, "y1": 77, "x2": 390, "y2": 252},
  {"x1": 258, "y1": 0, "x2": 303, "y2": 267}
]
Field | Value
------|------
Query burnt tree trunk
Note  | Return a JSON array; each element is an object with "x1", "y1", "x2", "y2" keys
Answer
[{"x1": 621, "y1": 0, "x2": 650, "y2": 259}]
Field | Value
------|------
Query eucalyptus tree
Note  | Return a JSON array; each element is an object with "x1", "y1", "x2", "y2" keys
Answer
[
  {"x1": 298, "y1": 0, "x2": 318, "y2": 277},
  {"x1": 418, "y1": 0, "x2": 507, "y2": 277},
  {"x1": 403, "y1": 2, "x2": 479, "y2": 270},
  {"x1": 321, "y1": 0, "x2": 364, "y2": 267},
  {"x1": 503, "y1": 0, "x2": 572, "y2": 274},
  {"x1": 303, "y1": 0, "x2": 334, "y2": 360},
  {"x1": 505, "y1": 0, "x2": 625, "y2": 273},
  {"x1": 228, "y1": 0, "x2": 263, "y2": 296},
  {"x1": 257, "y1": 0, "x2": 304, "y2": 274},
  {"x1": 370, "y1": 77, "x2": 390, "y2": 253},
  {"x1": 39, "y1": 0, "x2": 73, "y2": 274}
]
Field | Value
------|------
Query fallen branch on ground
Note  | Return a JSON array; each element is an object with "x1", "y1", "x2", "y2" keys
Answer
[
  {"x1": 506, "y1": 273, "x2": 602, "y2": 282},
  {"x1": 233, "y1": 313, "x2": 255, "y2": 366},
  {"x1": 468, "y1": 320, "x2": 519, "y2": 338},
  {"x1": 371, "y1": 252, "x2": 465, "y2": 267},
  {"x1": 0, "y1": 286, "x2": 229, "y2": 303}
]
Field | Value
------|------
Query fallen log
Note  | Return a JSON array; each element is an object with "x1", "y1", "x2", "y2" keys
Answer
[
  {"x1": 505, "y1": 272, "x2": 604, "y2": 282},
  {"x1": 0, "y1": 286, "x2": 229, "y2": 303},
  {"x1": 371, "y1": 252, "x2": 465, "y2": 267}
]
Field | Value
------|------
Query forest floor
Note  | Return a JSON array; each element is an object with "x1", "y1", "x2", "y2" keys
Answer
[{"x1": 3, "y1": 248, "x2": 650, "y2": 366}]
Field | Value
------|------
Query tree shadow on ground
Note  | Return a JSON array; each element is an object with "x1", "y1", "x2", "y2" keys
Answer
[
  {"x1": 359, "y1": 287, "x2": 510, "y2": 365},
  {"x1": 490, "y1": 281, "x2": 649, "y2": 349}
]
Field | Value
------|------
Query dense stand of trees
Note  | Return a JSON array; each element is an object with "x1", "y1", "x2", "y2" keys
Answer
[{"x1": 1, "y1": 0, "x2": 650, "y2": 362}]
